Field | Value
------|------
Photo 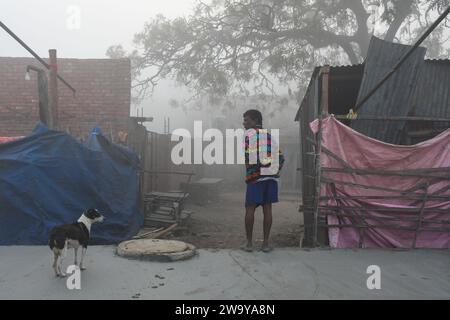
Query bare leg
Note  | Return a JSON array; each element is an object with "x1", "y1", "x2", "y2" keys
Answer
[
  {"x1": 244, "y1": 205, "x2": 257, "y2": 251},
  {"x1": 80, "y1": 247, "x2": 87, "y2": 270},
  {"x1": 262, "y1": 203, "x2": 273, "y2": 251},
  {"x1": 52, "y1": 251, "x2": 59, "y2": 277},
  {"x1": 58, "y1": 248, "x2": 66, "y2": 277}
]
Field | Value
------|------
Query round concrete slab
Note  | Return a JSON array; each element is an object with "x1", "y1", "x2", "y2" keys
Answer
[{"x1": 116, "y1": 239, "x2": 196, "y2": 262}]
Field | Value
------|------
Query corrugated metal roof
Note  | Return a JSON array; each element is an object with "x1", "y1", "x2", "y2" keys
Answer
[
  {"x1": 296, "y1": 37, "x2": 450, "y2": 144},
  {"x1": 406, "y1": 59, "x2": 450, "y2": 139},
  {"x1": 411, "y1": 60, "x2": 450, "y2": 119},
  {"x1": 351, "y1": 37, "x2": 426, "y2": 144}
]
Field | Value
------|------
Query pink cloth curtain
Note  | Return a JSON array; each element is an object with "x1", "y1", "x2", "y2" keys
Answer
[{"x1": 310, "y1": 116, "x2": 450, "y2": 248}]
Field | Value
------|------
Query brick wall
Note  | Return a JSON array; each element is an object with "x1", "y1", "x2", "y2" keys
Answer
[{"x1": 0, "y1": 57, "x2": 131, "y2": 139}]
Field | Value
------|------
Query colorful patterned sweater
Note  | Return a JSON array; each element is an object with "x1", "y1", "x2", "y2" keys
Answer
[{"x1": 244, "y1": 129, "x2": 285, "y2": 184}]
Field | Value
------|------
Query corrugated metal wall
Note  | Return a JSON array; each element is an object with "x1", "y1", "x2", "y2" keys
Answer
[
  {"x1": 408, "y1": 60, "x2": 450, "y2": 142},
  {"x1": 351, "y1": 37, "x2": 426, "y2": 144}
]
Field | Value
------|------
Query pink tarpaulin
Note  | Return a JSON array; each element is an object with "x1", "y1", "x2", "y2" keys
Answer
[
  {"x1": 0, "y1": 136, "x2": 24, "y2": 144},
  {"x1": 310, "y1": 116, "x2": 450, "y2": 249}
]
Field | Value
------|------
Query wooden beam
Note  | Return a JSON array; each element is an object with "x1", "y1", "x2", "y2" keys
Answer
[
  {"x1": 320, "y1": 66, "x2": 330, "y2": 114},
  {"x1": 412, "y1": 183, "x2": 429, "y2": 249},
  {"x1": 334, "y1": 115, "x2": 450, "y2": 122}
]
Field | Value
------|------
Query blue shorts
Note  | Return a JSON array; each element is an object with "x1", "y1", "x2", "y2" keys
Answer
[{"x1": 245, "y1": 179, "x2": 279, "y2": 207}]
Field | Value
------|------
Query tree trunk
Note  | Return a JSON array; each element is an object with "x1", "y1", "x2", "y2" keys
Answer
[{"x1": 384, "y1": 0, "x2": 415, "y2": 42}]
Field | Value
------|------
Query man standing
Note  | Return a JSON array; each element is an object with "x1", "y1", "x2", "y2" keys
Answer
[{"x1": 242, "y1": 110, "x2": 284, "y2": 253}]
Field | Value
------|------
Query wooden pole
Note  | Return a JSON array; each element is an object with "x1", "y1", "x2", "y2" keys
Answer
[
  {"x1": 0, "y1": 21, "x2": 75, "y2": 95},
  {"x1": 412, "y1": 183, "x2": 429, "y2": 249},
  {"x1": 312, "y1": 68, "x2": 329, "y2": 247},
  {"x1": 48, "y1": 49, "x2": 59, "y2": 130},
  {"x1": 312, "y1": 120, "x2": 322, "y2": 247}
]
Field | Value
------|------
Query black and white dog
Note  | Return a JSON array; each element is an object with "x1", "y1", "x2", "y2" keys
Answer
[{"x1": 49, "y1": 209, "x2": 104, "y2": 277}]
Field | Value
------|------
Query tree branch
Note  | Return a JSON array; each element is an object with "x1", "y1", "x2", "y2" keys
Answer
[{"x1": 384, "y1": 0, "x2": 415, "y2": 42}]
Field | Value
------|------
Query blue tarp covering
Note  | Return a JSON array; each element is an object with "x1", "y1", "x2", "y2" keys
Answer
[{"x1": 0, "y1": 123, "x2": 143, "y2": 245}]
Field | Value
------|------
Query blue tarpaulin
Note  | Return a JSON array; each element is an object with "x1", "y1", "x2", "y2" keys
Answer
[{"x1": 0, "y1": 123, "x2": 143, "y2": 245}]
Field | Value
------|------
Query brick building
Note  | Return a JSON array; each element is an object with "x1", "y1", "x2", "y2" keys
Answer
[{"x1": 0, "y1": 57, "x2": 131, "y2": 139}]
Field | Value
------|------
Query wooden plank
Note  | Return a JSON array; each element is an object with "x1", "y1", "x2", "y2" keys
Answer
[
  {"x1": 334, "y1": 115, "x2": 450, "y2": 122},
  {"x1": 319, "y1": 194, "x2": 450, "y2": 201},
  {"x1": 133, "y1": 227, "x2": 165, "y2": 239},
  {"x1": 145, "y1": 217, "x2": 176, "y2": 224},
  {"x1": 411, "y1": 183, "x2": 450, "y2": 206},
  {"x1": 321, "y1": 177, "x2": 425, "y2": 195},
  {"x1": 142, "y1": 170, "x2": 195, "y2": 176},
  {"x1": 317, "y1": 223, "x2": 450, "y2": 233},
  {"x1": 306, "y1": 137, "x2": 351, "y2": 169},
  {"x1": 358, "y1": 209, "x2": 367, "y2": 249},
  {"x1": 192, "y1": 178, "x2": 224, "y2": 184},
  {"x1": 318, "y1": 205, "x2": 450, "y2": 214},
  {"x1": 323, "y1": 167, "x2": 450, "y2": 180},
  {"x1": 150, "y1": 223, "x2": 178, "y2": 239},
  {"x1": 320, "y1": 66, "x2": 330, "y2": 114},
  {"x1": 321, "y1": 211, "x2": 450, "y2": 225},
  {"x1": 412, "y1": 183, "x2": 429, "y2": 249}
]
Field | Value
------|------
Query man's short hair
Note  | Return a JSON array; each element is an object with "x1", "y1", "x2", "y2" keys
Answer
[{"x1": 243, "y1": 109, "x2": 263, "y2": 127}]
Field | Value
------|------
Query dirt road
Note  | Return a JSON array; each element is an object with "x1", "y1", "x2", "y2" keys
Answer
[{"x1": 167, "y1": 191, "x2": 303, "y2": 249}]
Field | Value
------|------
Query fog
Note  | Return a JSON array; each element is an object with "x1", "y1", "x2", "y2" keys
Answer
[{"x1": 1, "y1": 1, "x2": 448, "y2": 136}]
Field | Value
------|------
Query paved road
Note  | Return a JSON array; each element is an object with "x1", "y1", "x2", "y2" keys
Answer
[{"x1": 0, "y1": 246, "x2": 449, "y2": 299}]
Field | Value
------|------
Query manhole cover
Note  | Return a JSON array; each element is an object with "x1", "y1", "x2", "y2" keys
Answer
[{"x1": 117, "y1": 239, "x2": 196, "y2": 261}]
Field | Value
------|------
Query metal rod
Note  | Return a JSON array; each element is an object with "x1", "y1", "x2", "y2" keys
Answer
[
  {"x1": 353, "y1": 6, "x2": 450, "y2": 113},
  {"x1": 0, "y1": 20, "x2": 76, "y2": 94}
]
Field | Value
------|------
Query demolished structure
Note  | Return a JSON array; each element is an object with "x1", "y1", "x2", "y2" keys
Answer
[{"x1": 296, "y1": 37, "x2": 450, "y2": 248}]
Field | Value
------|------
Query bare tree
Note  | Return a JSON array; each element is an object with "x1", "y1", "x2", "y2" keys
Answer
[{"x1": 108, "y1": 0, "x2": 450, "y2": 101}]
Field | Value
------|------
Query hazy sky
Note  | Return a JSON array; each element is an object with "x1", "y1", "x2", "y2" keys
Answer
[
  {"x1": 0, "y1": 0, "x2": 197, "y2": 58},
  {"x1": 5, "y1": 1, "x2": 445, "y2": 134}
]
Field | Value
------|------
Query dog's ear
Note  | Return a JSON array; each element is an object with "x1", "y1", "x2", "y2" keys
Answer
[{"x1": 87, "y1": 208, "x2": 101, "y2": 218}]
